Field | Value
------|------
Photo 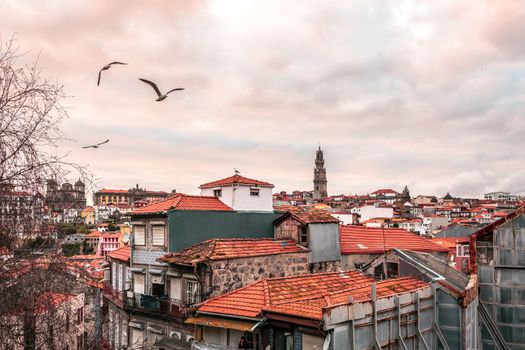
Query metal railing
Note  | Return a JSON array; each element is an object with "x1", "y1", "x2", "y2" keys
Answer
[
  {"x1": 124, "y1": 292, "x2": 185, "y2": 319},
  {"x1": 102, "y1": 282, "x2": 125, "y2": 307}
]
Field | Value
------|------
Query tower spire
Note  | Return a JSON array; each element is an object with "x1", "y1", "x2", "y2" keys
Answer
[{"x1": 313, "y1": 146, "x2": 328, "y2": 201}]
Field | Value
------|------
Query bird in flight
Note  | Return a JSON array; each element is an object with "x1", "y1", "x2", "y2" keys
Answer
[
  {"x1": 139, "y1": 78, "x2": 184, "y2": 101},
  {"x1": 82, "y1": 139, "x2": 110, "y2": 149},
  {"x1": 97, "y1": 62, "x2": 127, "y2": 86}
]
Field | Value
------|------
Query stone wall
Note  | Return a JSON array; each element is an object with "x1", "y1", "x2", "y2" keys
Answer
[
  {"x1": 208, "y1": 252, "x2": 309, "y2": 296},
  {"x1": 275, "y1": 216, "x2": 302, "y2": 243},
  {"x1": 309, "y1": 260, "x2": 341, "y2": 273}
]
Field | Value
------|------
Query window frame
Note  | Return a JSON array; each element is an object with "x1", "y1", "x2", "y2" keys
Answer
[
  {"x1": 250, "y1": 188, "x2": 260, "y2": 197},
  {"x1": 213, "y1": 189, "x2": 222, "y2": 197},
  {"x1": 133, "y1": 225, "x2": 146, "y2": 246},
  {"x1": 185, "y1": 279, "x2": 200, "y2": 305},
  {"x1": 152, "y1": 225, "x2": 165, "y2": 247}
]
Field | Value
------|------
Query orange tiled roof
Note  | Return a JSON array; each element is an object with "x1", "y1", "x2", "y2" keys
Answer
[
  {"x1": 371, "y1": 189, "x2": 400, "y2": 195},
  {"x1": 159, "y1": 238, "x2": 307, "y2": 265},
  {"x1": 275, "y1": 206, "x2": 340, "y2": 224},
  {"x1": 339, "y1": 225, "x2": 448, "y2": 254},
  {"x1": 98, "y1": 188, "x2": 129, "y2": 194},
  {"x1": 431, "y1": 237, "x2": 469, "y2": 250},
  {"x1": 197, "y1": 271, "x2": 427, "y2": 320},
  {"x1": 107, "y1": 245, "x2": 130, "y2": 262},
  {"x1": 199, "y1": 174, "x2": 274, "y2": 189},
  {"x1": 131, "y1": 194, "x2": 233, "y2": 215},
  {"x1": 86, "y1": 230, "x2": 103, "y2": 238}
]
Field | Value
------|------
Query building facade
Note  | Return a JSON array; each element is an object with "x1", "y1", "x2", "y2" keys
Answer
[
  {"x1": 45, "y1": 179, "x2": 86, "y2": 213},
  {"x1": 93, "y1": 184, "x2": 172, "y2": 207},
  {"x1": 313, "y1": 146, "x2": 328, "y2": 201}
]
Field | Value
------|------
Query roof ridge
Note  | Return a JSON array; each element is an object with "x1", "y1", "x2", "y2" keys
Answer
[{"x1": 263, "y1": 279, "x2": 271, "y2": 307}]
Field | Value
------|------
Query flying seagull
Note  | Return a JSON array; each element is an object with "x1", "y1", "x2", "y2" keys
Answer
[
  {"x1": 138, "y1": 78, "x2": 184, "y2": 101},
  {"x1": 82, "y1": 139, "x2": 109, "y2": 149},
  {"x1": 97, "y1": 62, "x2": 127, "y2": 86}
]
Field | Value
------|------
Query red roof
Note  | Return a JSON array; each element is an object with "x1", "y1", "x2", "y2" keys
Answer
[
  {"x1": 199, "y1": 174, "x2": 274, "y2": 189},
  {"x1": 131, "y1": 194, "x2": 233, "y2": 215},
  {"x1": 274, "y1": 206, "x2": 339, "y2": 224},
  {"x1": 339, "y1": 225, "x2": 448, "y2": 254},
  {"x1": 431, "y1": 237, "x2": 469, "y2": 250},
  {"x1": 159, "y1": 238, "x2": 307, "y2": 265},
  {"x1": 107, "y1": 245, "x2": 130, "y2": 262},
  {"x1": 98, "y1": 188, "x2": 129, "y2": 194},
  {"x1": 86, "y1": 230, "x2": 103, "y2": 238},
  {"x1": 197, "y1": 271, "x2": 427, "y2": 320},
  {"x1": 371, "y1": 189, "x2": 399, "y2": 195}
]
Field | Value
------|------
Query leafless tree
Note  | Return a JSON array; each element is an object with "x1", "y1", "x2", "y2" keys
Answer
[{"x1": 0, "y1": 35, "x2": 100, "y2": 349}]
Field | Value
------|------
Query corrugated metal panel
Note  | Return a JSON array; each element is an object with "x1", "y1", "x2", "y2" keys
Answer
[
  {"x1": 308, "y1": 223, "x2": 341, "y2": 263},
  {"x1": 168, "y1": 211, "x2": 283, "y2": 252}
]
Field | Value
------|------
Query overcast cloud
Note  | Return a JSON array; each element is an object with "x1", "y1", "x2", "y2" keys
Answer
[{"x1": 2, "y1": 0, "x2": 525, "y2": 198}]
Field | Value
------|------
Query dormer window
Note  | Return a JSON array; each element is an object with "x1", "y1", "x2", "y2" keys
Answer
[
  {"x1": 213, "y1": 189, "x2": 222, "y2": 197},
  {"x1": 250, "y1": 188, "x2": 260, "y2": 197}
]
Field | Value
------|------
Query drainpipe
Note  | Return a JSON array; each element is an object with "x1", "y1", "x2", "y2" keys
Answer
[
  {"x1": 232, "y1": 184, "x2": 238, "y2": 209},
  {"x1": 372, "y1": 284, "x2": 382, "y2": 350}
]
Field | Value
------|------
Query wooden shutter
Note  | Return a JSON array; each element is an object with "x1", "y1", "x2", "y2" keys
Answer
[
  {"x1": 134, "y1": 226, "x2": 145, "y2": 246},
  {"x1": 152, "y1": 226, "x2": 165, "y2": 246},
  {"x1": 134, "y1": 274, "x2": 145, "y2": 294}
]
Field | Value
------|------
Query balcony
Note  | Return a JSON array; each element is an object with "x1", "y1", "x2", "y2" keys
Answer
[
  {"x1": 102, "y1": 282, "x2": 124, "y2": 308},
  {"x1": 124, "y1": 292, "x2": 185, "y2": 320}
]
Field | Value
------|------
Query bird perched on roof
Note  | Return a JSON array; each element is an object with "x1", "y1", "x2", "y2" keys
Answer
[
  {"x1": 138, "y1": 78, "x2": 184, "y2": 101},
  {"x1": 97, "y1": 62, "x2": 127, "y2": 86},
  {"x1": 82, "y1": 139, "x2": 109, "y2": 149},
  {"x1": 234, "y1": 168, "x2": 240, "y2": 174}
]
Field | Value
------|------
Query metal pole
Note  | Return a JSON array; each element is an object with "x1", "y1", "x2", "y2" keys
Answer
[
  {"x1": 396, "y1": 296, "x2": 408, "y2": 350},
  {"x1": 372, "y1": 284, "x2": 382, "y2": 350}
]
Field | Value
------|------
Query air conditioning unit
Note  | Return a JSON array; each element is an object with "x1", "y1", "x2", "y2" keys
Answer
[
  {"x1": 169, "y1": 331, "x2": 181, "y2": 340},
  {"x1": 186, "y1": 335, "x2": 195, "y2": 343}
]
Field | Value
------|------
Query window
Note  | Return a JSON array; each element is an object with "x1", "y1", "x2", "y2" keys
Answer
[
  {"x1": 300, "y1": 227, "x2": 308, "y2": 245},
  {"x1": 185, "y1": 280, "x2": 199, "y2": 304},
  {"x1": 457, "y1": 244, "x2": 470, "y2": 257},
  {"x1": 213, "y1": 189, "x2": 222, "y2": 197},
  {"x1": 66, "y1": 311, "x2": 70, "y2": 331},
  {"x1": 152, "y1": 225, "x2": 165, "y2": 246},
  {"x1": 387, "y1": 262, "x2": 399, "y2": 278},
  {"x1": 77, "y1": 307, "x2": 83, "y2": 324},
  {"x1": 250, "y1": 188, "x2": 260, "y2": 196},
  {"x1": 76, "y1": 335, "x2": 83, "y2": 350},
  {"x1": 134, "y1": 225, "x2": 145, "y2": 246},
  {"x1": 134, "y1": 274, "x2": 145, "y2": 294}
]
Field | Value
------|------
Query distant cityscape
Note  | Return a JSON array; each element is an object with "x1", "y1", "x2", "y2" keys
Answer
[{"x1": 1, "y1": 147, "x2": 524, "y2": 349}]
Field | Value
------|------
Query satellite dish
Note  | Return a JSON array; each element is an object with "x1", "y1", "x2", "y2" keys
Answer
[{"x1": 323, "y1": 333, "x2": 331, "y2": 350}]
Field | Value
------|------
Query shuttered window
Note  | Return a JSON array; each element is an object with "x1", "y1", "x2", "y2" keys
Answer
[
  {"x1": 112, "y1": 263, "x2": 117, "y2": 289},
  {"x1": 118, "y1": 264, "x2": 123, "y2": 291},
  {"x1": 152, "y1": 226, "x2": 165, "y2": 246},
  {"x1": 134, "y1": 225, "x2": 145, "y2": 246},
  {"x1": 134, "y1": 274, "x2": 145, "y2": 294}
]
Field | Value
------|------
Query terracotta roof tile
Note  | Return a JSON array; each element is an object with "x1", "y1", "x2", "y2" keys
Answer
[
  {"x1": 275, "y1": 206, "x2": 339, "y2": 224},
  {"x1": 339, "y1": 225, "x2": 448, "y2": 254},
  {"x1": 371, "y1": 189, "x2": 400, "y2": 195},
  {"x1": 159, "y1": 238, "x2": 307, "y2": 265},
  {"x1": 431, "y1": 237, "x2": 469, "y2": 250},
  {"x1": 197, "y1": 271, "x2": 428, "y2": 321},
  {"x1": 131, "y1": 194, "x2": 233, "y2": 215},
  {"x1": 98, "y1": 189, "x2": 129, "y2": 193},
  {"x1": 107, "y1": 245, "x2": 131, "y2": 262},
  {"x1": 199, "y1": 174, "x2": 274, "y2": 189},
  {"x1": 86, "y1": 230, "x2": 103, "y2": 238}
]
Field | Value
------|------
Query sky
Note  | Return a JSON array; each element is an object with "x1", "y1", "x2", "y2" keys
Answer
[{"x1": 2, "y1": 0, "x2": 525, "y2": 198}]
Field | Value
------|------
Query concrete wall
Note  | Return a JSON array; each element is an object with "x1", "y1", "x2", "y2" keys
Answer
[{"x1": 200, "y1": 185, "x2": 273, "y2": 211}]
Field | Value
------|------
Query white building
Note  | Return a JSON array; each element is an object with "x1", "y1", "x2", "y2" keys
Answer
[
  {"x1": 350, "y1": 204, "x2": 394, "y2": 223},
  {"x1": 484, "y1": 191, "x2": 520, "y2": 201},
  {"x1": 419, "y1": 215, "x2": 449, "y2": 236},
  {"x1": 199, "y1": 174, "x2": 274, "y2": 211}
]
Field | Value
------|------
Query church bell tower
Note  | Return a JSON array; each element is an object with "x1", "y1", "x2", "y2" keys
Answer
[{"x1": 313, "y1": 146, "x2": 328, "y2": 200}]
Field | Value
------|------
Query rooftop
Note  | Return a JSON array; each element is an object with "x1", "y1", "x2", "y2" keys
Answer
[
  {"x1": 274, "y1": 206, "x2": 339, "y2": 224},
  {"x1": 199, "y1": 174, "x2": 274, "y2": 189},
  {"x1": 131, "y1": 194, "x2": 233, "y2": 215},
  {"x1": 339, "y1": 225, "x2": 448, "y2": 254},
  {"x1": 159, "y1": 238, "x2": 307, "y2": 265},
  {"x1": 196, "y1": 271, "x2": 427, "y2": 321},
  {"x1": 370, "y1": 189, "x2": 400, "y2": 195},
  {"x1": 107, "y1": 245, "x2": 130, "y2": 262}
]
